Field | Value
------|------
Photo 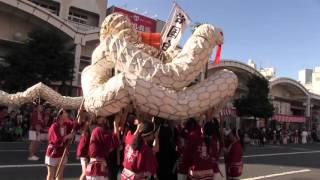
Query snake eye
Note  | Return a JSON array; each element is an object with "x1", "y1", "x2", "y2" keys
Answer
[{"x1": 220, "y1": 31, "x2": 224, "y2": 37}]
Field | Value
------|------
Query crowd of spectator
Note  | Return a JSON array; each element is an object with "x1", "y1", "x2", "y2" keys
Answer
[
  {"x1": 0, "y1": 103, "x2": 63, "y2": 141},
  {"x1": 245, "y1": 127, "x2": 320, "y2": 146},
  {"x1": 1, "y1": 103, "x2": 320, "y2": 147}
]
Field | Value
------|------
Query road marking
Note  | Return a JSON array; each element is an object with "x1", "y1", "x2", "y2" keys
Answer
[
  {"x1": 0, "y1": 163, "x2": 80, "y2": 169},
  {"x1": 244, "y1": 150, "x2": 320, "y2": 158},
  {"x1": 241, "y1": 169, "x2": 311, "y2": 180},
  {"x1": 291, "y1": 147, "x2": 310, "y2": 151}
]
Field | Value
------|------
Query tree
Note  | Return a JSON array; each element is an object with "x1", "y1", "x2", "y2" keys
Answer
[
  {"x1": 0, "y1": 29, "x2": 74, "y2": 94},
  {"x1": 234, "y1": 75, "x2": 274, "y2": 120}
]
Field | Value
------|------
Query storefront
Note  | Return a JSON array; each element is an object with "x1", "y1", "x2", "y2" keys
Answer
[{"x1": 273, "y1": 114, "x2": 306, "y2": 130}]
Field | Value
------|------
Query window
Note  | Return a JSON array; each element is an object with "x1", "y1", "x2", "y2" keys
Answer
[
  {"x1": 30, "y1": 0, "x2": 59, "y2": 15},
  {"x1": 68, "y1": 11, "x2": 88, "y2": 25}
]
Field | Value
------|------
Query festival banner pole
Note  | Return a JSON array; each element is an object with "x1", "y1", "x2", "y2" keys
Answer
[{"x1": 55, "y1": 98, "x2": 85, "y2": 178}]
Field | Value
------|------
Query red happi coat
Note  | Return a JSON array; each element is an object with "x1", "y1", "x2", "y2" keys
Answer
[
  {"x1": 86, "y1": 126, "x2": 119, "y2": 177},
  {"x1": 224, "y1": 140, "x2": 243, "y2": 178},
  {"x1": 45, "y1": 121, "x2": 73, "y2": 158},
  {"x1": 30, "y1": 110, "x2": 44, "y2": 130},
  {"x1": 187, "y1": 135, "x2": 220, "y2": 180},
  {"x1": 177, "y1": 126, "x2": 202, "y2": 174},
  {"x1": 121, "y1": 133, "x2": 158, "y2": 180},
  {"x1": 76, "y1": 129, "x2": 90, "y2": 158}
]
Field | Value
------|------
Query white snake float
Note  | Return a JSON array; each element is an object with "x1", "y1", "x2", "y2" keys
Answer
[{"x1": 0, "y1": 13, "x2": 238, "y2": 120}]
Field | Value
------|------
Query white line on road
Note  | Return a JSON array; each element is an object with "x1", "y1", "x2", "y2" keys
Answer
[
  {"x1": 0, "y1": 163, "x2": 80, "y2": 169},
  {"x1": 291, "y1": 147, "x2": 310, "y2": 151},
  {"x1": 241, "y1": 169, "x2": 311, "y2": 180},
  {"x1": 243, "y1": 150, "x2": 320, "y2": 158}
]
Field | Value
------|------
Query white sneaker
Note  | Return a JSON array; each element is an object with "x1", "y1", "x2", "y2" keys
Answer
[{"x1": 28, "y1": 155, "x2": 40, "y2": 161}]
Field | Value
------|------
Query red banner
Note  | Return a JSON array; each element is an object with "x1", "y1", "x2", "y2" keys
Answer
[
  {"x1": 273, "y1": 114, "x2": 306, "y2": 123},
  {"x1": 110, "y1": 7, "x2": 157, "y2": 32}
]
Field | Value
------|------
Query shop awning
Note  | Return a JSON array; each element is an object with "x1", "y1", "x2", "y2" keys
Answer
[
  {"x1": 220, "y1": 108, "x2": 237, "y2": 117},
  {"x1": 273, "y1": 114, "x2": 306, "y2": 123}
]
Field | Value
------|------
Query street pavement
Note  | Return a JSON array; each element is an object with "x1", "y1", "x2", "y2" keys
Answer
[{"x1": 0, "y1": 142, "x2": 320, "y2": 180}]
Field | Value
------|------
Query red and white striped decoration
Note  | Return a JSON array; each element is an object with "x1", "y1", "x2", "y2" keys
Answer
[
  {"x1": 273, "y1": 114, "x2": 306, "y2": 123},
  {"x1": 219, "y1": 108, "x2": 237, "y2": 117}
]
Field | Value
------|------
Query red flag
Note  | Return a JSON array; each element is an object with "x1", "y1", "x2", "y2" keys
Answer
[{"x1": 213, "y1": 45, "x2": 222, "y2": 64}]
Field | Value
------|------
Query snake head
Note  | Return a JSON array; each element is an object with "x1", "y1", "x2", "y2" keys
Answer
[
  {"x1": 214, "y1": 27, "x2": 224, "y2": 46},
  {"x1": 192, "y1": 24, "x2": 224, "y2": 46}
]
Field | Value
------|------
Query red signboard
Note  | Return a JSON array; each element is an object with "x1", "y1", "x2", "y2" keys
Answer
[{"x1": 109, "y1": 6, "x2": 157, "y2": 32}]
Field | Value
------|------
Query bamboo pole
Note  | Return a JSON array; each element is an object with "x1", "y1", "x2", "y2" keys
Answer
[{"x1": 219, "y1": 109, "x2": 228, "y2": 179}]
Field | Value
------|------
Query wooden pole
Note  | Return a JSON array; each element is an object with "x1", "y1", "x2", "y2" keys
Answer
[
  {"x1": 219, "y1": 109, "x2": 228, "y2": 179},
  {"x1": 55, "y1": 99, "x2": 85, "y2": 178}
]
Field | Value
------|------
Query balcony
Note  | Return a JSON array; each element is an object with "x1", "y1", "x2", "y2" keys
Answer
[{"x1": 64, "y1": 19, "x2": 99, "y2": 32}]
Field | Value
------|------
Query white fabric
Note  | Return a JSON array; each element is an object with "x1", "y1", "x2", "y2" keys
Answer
[
  {"x1": 224, "y1": 128, "x2": 232, "y2": 136},
  {"x1": 40, "y1": 133, "x2": 48, "y2": 141},
  {"x1": 80, "y1": 157, "x2": 88, "y2": 167},
  {"x1": 301, "y1": 131, "x2": 308, "y2": 144},
  {"x1": 45, "y1": 156, "x2": 67, "y2": 166},
  {"x1": 161, "y1": 2, "x2": 191, "y2": 52},
  {"x1": 86, "y1": 176, "x2": 108, "y2": 180},
  {"x1": 75, "y1": 134, "x2": 81, "y2": 142},
  {"x1": 178, "y1": 173, "x2": 187, "y2": 180},
  {"x1": 28, "y1": 130, "x2": 40, "y2": 141}
]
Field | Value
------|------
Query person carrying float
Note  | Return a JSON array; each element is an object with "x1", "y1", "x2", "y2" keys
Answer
[
  {"x1": 176, "y1": 118, "x2": 202, "y2": 180},
  {"x1": 187, "y1": 121, "x2": 220, "y2": 180},
  {"x1": 85, "y1": 114, "x2": 120, "y2": 180},
  {"x1": 121, "y1": 120, "x2": 159, "y2": 180},
  {"x1": 223, "y1": 129, "x2": 243, "y2": 180},
  {"x1": 77, "y1": 111, "x2": 92, "y2": 180},
  {"x1": 45, "y1": 109, "x2": 75, "y2": 180}
]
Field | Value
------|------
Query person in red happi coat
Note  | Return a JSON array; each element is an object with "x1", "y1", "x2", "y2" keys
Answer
[
  {"x1": 28, "y1": 104, "x2": 45, "y2": 161},
  {"x1": 77, "y1": 111, "x2": 92, "y2": 180},
  {"x1": 85, "y1": 115, "x2": 120, "y2": 180},
  {"x1": 223, "y1": 129, "x2": 243, "y2": 180},
  {"x1": 177, "y1": 118, "x2": 201, "y2": 180},
  {"x1": 121, "y1": 121, "x2": 159, "y2": 180},
  {"x1": 45, "y1": 109, "x2": 74, "y2": 180},
  {"x1": 187, "y1": 121, "x2": 220, "y2": 180}
]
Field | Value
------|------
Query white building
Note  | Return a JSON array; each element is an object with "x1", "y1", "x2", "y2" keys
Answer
[
  {"x1": 299, "y1": 67, "x2": 320, "y2": 95},
  {"x1": 260, "y1": 67, "x2": 276, "y2": 80},
  {"x1": 299, "y1": 69, "x2": 313, "y2": 84},
  {"x1": 247, "y1": 59, "x2": 256, "y2": 69}
]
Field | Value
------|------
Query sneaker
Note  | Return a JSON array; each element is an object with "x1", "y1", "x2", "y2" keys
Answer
[{"x1": 28, "y1": 155, "x2": 40, "y2": 161}]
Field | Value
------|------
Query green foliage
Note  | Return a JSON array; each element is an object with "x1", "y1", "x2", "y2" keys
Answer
[
  {"x1": 0, "y1": 29, "x2": 74, "y2": 93},
  {"x1": 234, "y1": 75, "x2": 274, "y2": 119}
]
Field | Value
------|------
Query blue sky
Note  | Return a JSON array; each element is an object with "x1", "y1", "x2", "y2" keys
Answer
[{"x1": 108, "y1": 0, "x2": 320, "y2": 80}]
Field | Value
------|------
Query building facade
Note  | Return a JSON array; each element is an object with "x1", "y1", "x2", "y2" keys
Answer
[
  {"x1": 0, "y1": 1, "x2": 165, "y2": 96},
  {"x1": 0, "y1": 0, "x2": 107, "y2": 95},
  {"x1": 208, "y1": 60, "x2": 320, "y2": 133}
]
